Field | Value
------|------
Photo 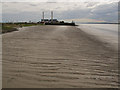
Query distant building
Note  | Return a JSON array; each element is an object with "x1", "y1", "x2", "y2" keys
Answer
[
  {"x1": 40, "y1": 11, "x2": 59, "y2": 24},
  {"x1": 39, "y1": 11, "x2": 75, "y2": 26},
  {"x1": 49, "y1": 19, "x2": 58, "y2": 23},
  {"x1": 41, "y1": 19, "x2": 49, "y2": 23},
  {"x1": 41, "y1": 19, "x2": 58, "y2": 23}
]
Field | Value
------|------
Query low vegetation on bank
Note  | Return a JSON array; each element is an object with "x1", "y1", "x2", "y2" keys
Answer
[{"x1": 2, "y1": 23, "x2": 43, "y2": 34}]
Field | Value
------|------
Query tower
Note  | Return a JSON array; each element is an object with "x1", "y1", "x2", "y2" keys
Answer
[
  {"x1": 51, "y1": 11, "x2": 53, "y2": 23},
  {"x1": 42, "y1": 11, "x2": 44, "y2": 21}
]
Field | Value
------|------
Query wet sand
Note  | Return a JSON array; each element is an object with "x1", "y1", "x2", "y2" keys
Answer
[{"x1": 2, "y1": 25, "x2": 118, "y2": 88}]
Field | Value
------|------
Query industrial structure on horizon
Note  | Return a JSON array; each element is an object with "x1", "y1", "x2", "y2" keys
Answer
[
  {"x1": 41, "y1": 11, "x2": 59, "y2": 23},
  {"x1": 40, "y1": 11, "x2": 76, "y2": 26}
]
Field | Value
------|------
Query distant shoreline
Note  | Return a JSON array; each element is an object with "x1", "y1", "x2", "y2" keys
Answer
[
  {"x1": 76, "y1": 22, "x2": 120, "y2": 24},
  {"x1": 1, "y1": 22, "x2": 120, "y2": 24}
]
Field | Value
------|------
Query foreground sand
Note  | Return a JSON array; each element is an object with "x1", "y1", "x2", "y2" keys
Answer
[{"x1": 2, "y1": 25, "x2": 118, "y2": 88}]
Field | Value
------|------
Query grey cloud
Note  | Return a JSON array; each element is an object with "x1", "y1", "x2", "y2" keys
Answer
[
  {"x1": 85, "y1": 2, "x2": 99, "y2": 8},
  {"x1": 46, "y1": 0, "x2": 57, "y2": 3},
  {"x1": 2, "y1": 12, "x2": 42, "y2": 22},
  {"x1": 2, "y1": 2, "x2": 118, "y2": 23},
  {"x1": 91, "y1": 2, "x2": 118, "y2": 14},
  {"x1": 46, "y1": 2, "x2": 57, "y2": 3},
  {"x1": 60, "y1": 8, "x2": 91, "y2": 19},
  {"x1": 89, "y1": 2, "x2": 118, "y2": 22},
  {"x1": 29, "y1": 4, "x2": 37, "y2": 6}
]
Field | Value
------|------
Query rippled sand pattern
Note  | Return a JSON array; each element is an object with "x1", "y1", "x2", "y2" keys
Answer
[{"x1": 2, "y1": 26, "x2": 118, "y2": 88}]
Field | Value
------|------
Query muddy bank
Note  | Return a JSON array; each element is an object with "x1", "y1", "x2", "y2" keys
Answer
[{"x1": 2, "y1": 25, "x2": 118, "y2": 88}]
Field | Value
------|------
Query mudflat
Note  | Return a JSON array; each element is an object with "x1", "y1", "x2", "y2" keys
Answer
[{"x1": 2, "y1": 25, "x2": 118, "y2": 88}]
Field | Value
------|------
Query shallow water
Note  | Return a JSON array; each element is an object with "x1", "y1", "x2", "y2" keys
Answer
[{"x1": 77, "y1": 24, "x2": 118, "y2": 50}]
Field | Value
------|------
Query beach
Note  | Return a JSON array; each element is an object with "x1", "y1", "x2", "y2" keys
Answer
[{"x1": 2, "y1": 25, "x2": 118, "y2": 88}]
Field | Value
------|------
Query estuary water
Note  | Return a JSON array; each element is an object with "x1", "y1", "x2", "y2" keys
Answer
[{"x1": 77, "y1": 24, "x2": 118, "y2": 50}]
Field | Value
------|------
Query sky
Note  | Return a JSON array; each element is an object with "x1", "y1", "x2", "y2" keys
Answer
[{"x1": 1, "y1": 0, "x2": 119, "y2": 23}]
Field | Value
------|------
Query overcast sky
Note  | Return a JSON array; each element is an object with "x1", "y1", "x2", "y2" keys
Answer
[{"x1": 1, "y1": 0, "x2": 119, "y2": 23}]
